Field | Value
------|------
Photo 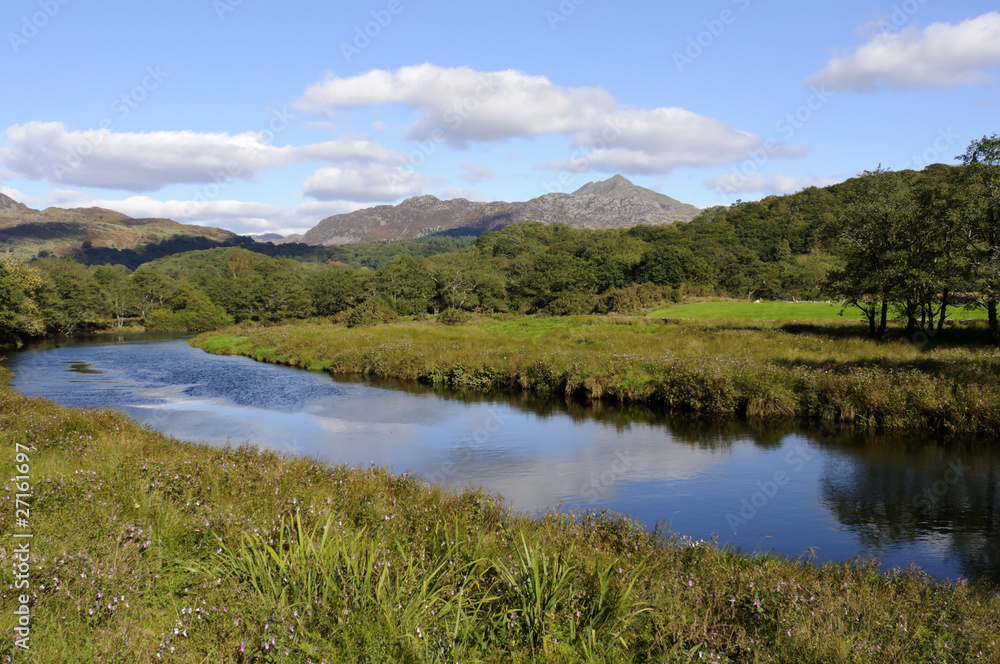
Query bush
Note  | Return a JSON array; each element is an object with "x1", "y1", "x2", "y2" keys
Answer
[
  {"x1": 437, "y1": 308, "x2": 471, "y2": 325},
  {"x1": 145, "y1": 300, "x2": 234, "y2": 332},
  {"x1": 344, "y1": 299, "x2": 398, "y2": 327}
]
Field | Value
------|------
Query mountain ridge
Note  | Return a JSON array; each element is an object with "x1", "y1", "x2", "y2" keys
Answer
[
  {"x1": 0, "y1": 195, "x2": 238, "y2": 259},
  {"x1": 301, "y1": 175, "x2": 700, "y2": 245}
]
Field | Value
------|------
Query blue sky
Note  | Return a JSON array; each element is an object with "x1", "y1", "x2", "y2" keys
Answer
[{"x1": 1, "y1": 0, "x2": 998, "y2": 235}]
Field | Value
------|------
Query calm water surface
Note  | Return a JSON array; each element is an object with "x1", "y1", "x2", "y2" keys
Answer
[{"x1": 6, "y1": 334, "x2": 999, "y2": 585}]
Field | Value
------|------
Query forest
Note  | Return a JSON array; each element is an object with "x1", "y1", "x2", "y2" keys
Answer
[{"x1": 1, "y1": 135, "x2": 997, "y2": 344}]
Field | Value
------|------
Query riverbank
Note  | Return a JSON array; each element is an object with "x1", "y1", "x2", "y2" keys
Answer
[
  {"x1": 192, "y1": 316, "x2": 1000, "y2": 436},
  {"x1": 1, "y1": 368, "x2": 998, "y2": 662}
]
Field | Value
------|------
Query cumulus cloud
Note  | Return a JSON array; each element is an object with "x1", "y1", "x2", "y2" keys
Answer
[
  {"x1": 293, "y1": 64, "x2": 789, "y2": 173},
  {"x1": 0, "y1": 121, "x2": 405, "y2": 192},
  {"x1": 808, "y1": 12, "x2": 1000, "y2": 91},
  {"x1": 705, "y1": 171, "x2": 846, "y2": 195},
  {"x1": 459, "y1": 162, "x2": 496, "y2": 184},
  {"x1": 46, "y1": 190, "x2": 365, "y2": 236},
  {"x1": 301, "y1": 164, "x2": 426, "y2": 202}
]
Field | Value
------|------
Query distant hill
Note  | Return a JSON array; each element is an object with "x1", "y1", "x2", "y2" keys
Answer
[
  {"x1": 0, "y1": 194, "x2": 238, "y2": 259},
  {"x1": 572, "y1": 174, "x2": 701, "y2": 218},
  {"x1": 300, "y1": 175, "x2": 700, "y2": 245},
  {"x1": 249, "y1": 233, "x2": 285, "y2": 243}
]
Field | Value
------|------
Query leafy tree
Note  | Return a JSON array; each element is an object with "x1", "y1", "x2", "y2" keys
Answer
[
  {"x1": 428, "y1": 253, "x2": 504, "y2": 312},
  {"x1": 828, "y1": 167, "x2": 916, "y2": 339},
  {"x1": 0, "y1": 256, "x2": 46, "y2": 339},
  {"x1": 33, "y1": 257, "x2": 109, "y2": 333},
  {"x1": 957, "y1": 134, "x2": 1000, "y2": 342},
  {"x1": 130, "y1": 269, "x2": 177, "y2": 321},
  {"x1": 311, "y1": 269, "x2": 371, "y2": 316},
  {"x1": 146, "y1": 282, "x2": 233, "y2": 331},
  {"x1": 375, "y1": 255, "x2": 434, "y2": 315}
]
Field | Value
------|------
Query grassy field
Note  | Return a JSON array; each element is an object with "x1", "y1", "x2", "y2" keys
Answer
[
  {"x1": 646, "y1": 301, "x2": 990, "y2": 321},
  {"x1": 193, "y1": 315, "x2": 1000, "y2": 435},
  {"x1": 2, "y1": 368, "x2": 999, "y2": 662}
]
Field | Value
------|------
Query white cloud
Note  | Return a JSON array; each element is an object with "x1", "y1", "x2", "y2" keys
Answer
[
  {"x1": 808, "y1": 12, "x2": 1000, "y2": 91},
  {"x1": 294, "y1": 64, "x2": 788, "y2": 173},
  {"x1": 705, "y1": 172, "x2": 846, "y2": 195},
  {"x1": 301, "y1": 164, "x2": 426, "y2": 202},
  {"x1": 45, "y1": 190, "x2": 365, "y2": 236},
  {"x1": 459, "y1": 162, "x2": 496, "y2": 184},
  {"x1": 0, "y1": 121, "x2": 405, "y2": 192}
]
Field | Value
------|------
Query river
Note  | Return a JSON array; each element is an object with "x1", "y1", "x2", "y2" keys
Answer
[{"x1": 5, "y1": 333, "x2": 999, "y2": 585}]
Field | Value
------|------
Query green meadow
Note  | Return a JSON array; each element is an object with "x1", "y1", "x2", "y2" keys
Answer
[{"x1": 646, "y1": 301, "x2": 990, "y2": 321}]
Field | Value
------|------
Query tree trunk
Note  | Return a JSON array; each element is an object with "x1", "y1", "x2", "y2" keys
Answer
[
  {"x1": 989, "y1": 299, "x2": 999, "y2": 344},
  {"x1": 936, "y1": 289, "x2": 949, "y2": 335},
  {"x1": 876, "y1": 300, "x2": 889, "y2": 339},
  {"x1": 903, "y1": 300, "x2": 918, "y2": 334}
]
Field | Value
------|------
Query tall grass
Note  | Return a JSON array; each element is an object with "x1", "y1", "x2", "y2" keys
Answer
[{"x1": 193, "y1": 316, "x2": 1000, "y2": 435}]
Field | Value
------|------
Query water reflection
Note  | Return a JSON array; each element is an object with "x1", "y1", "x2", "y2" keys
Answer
[
  {"x1": 818, "y1": 437, "x2": 1000, "y2": 584},
  {"x1": 4, "y1": 334, "x2": 999, "y2": 585}
]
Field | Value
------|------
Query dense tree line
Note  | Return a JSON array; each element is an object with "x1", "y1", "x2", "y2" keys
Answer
[
  {"x1": 3, "y1": 135, "x2": 998, "y2": 343},
  {"x1": 70, "y1": 228, "x2": 477, "y2": 271}
]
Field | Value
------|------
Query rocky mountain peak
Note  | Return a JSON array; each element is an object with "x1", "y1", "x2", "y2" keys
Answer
[{"x1": 0, "y1": 193, "x2": 31, "y2": 213}]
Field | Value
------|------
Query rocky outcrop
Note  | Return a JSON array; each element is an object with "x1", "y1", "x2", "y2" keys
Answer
[
  {"x1": 573, "y1": 174, "x2": 701, "y2": 217},
  {"x1": 0, "y1": 193, "x2": 30, "y2": 213}
]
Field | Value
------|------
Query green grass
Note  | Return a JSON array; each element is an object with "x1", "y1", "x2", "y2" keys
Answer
[
  {"x1": 193, "y1": 315, "x2": 1000, "y2": 435},
  {"x1": 646, "y1": 301, "x2": 990, "y2": 321},
  {"x1": 2, "y1": 368, "x2": 999, "y2": 662}
]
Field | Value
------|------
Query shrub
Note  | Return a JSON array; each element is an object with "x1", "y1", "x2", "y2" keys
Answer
[
  {"x1": 437, "y1": 308, "x2": 471, "y2": 325},
  {"x1": 345, "y1": 299, "x2": 398, "y2": 327}
]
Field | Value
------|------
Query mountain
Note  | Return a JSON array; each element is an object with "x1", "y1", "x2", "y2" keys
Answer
[
  {"x1": 572, "y1": 174, "x2": 701, "y2": 218},
  {"x1": 0, "y1": 196, "x2": 238, "y2": 259},
  {"x1": 300, "y1": 176, "x2": 700, "y2": 245},
  {"x1": 249, "y1": 233, "x2": 285, "y2": 243},
  {"x1": 0, "y1": 193, "x2": 30, "y2": 213}
]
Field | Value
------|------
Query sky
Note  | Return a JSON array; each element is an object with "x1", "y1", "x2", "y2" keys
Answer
[{"x1": 1, "y1": 0, "x2": 998, "y2": 236}]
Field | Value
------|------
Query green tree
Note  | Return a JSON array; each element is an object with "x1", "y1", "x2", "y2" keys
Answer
[
  {"x1": 130, "y1": 269, "x2": 177, "y2": 321},
  {"x1": 957, "y1": 134, "x2": 1000, "y2": 342},
  {"x1": 428, "y1": 253, "x2": 504, "y2": 312},
  {"x1": 375, "y1": 255, "x2": 434, "y2": 315},
  {"x1": 828, "y1": 167, "x2": 916, "y2": 339},
  {"x1": 311, "y1": 269, "x2": 371, "y2": 316},
  {"x1": 147, "y1": 282, "x2": 233, "y2": 331},
  {"x1": 33, "y1": 257, "x2": 110, "y2": 333},
  {"x1": 0, "y1": 256, "x2": 46, "y2": 339}
]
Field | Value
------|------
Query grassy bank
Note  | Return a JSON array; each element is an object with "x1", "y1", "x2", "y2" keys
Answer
[
  {"x1": 193, "y1": 316, "x2": 1000, "y2": 435},
  {"x1": 1, "y1": 369, "x2": 999, "y2": 662}
]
